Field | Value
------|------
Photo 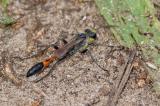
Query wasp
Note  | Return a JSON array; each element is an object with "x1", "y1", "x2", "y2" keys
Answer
[{"x1": 26, "y1": 29, "x2": 97, "y2": 78}]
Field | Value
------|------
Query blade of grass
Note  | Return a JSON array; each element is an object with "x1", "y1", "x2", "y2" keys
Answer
[{"x1": 95, "y1": 0, "x2": 160, "y2": 92}]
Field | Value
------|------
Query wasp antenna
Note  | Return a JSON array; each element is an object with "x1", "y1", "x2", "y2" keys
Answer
[{"x1": 87, "y1": 50, "x2": 110, "y2": 76}]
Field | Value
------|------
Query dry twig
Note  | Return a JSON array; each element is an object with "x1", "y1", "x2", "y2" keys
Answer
[{"x1": 108, "y1": 49, "x2": 136, "y2": 106}]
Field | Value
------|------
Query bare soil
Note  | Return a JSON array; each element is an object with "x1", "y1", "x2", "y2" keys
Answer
[{"x1": 0, "y1": 0, "x2": 160, "y2": 106}]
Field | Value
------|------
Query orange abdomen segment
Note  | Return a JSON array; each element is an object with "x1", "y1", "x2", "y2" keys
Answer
[{"x1": 42, "y1": 55, "x2": 58, "y2": 68}]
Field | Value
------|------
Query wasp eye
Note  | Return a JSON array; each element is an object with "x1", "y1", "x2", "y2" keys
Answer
[
  {"x1": 85, "y1": 29, "x2": 91, "y2": 33},
  {"x1": 90, "y1": 32, "x2": 97, "y2": 39},
  {"x1": 79, "y1": 33, "x2": 86, "y2": 38},
  {"x1": 85, "y1": 29, "x2": 97, "y2": 39}
]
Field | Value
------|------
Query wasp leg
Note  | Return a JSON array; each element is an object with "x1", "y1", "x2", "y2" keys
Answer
[
  {"x1": 33, "y1": 69, "x2": 51, "y2": 82},
  {"x1": 57, "y1": 38, "x2": 68, "y2": 47},
  {"x1": 13, "y1": 44, "x2": 56, "y2": 60},
  {"x1": 61, "y1": 39, "x2": 68, "y2": 44},
  {"x1": 87, "y1": 50, "x2": 110, "y2": 76},
  {"x1": 33, "y1": 60, "x2": 58, "y2": 83},
  {"x1": 79, "y1": 49, "x2": 88, "y2": 54},
  {"x1": 23, "y1": 46, "x2": 52, "y2": 60},
  {"x1": 17, "y1": 40, "x2": 61, "y2": 60},
  {"x1": 79, "y1": 42, "x2": 89, "y2": 54},
  {"x1": 13, "y1": 47, "x2": 49, "y2": 60},
  {"x1": 50, "y1": 38, "x2": 67, "y2": 50},
  {"x1": 52, "y1": 44, "x2": 59, "y2": 50}
]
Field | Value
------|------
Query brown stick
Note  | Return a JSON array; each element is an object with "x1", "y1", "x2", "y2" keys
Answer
[
  {"x1": 2, "y1": 51, "x2": 22, "y2": 86},
  {"x1": 109, "y1": 49, "x2": 136, "y2": 106}
]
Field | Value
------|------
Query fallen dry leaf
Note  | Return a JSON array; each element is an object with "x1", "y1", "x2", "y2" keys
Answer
[
  {"x1": 98, "y1": 85, "x2": 110, "y2": 96},
  {"x1": 117, "y1": 54, "x2": 125, "y2": 65},
  {"x1": 139, "y1": 71, "x2": 147, "y2": 80},
  {"x1": 132, "y1": 61, "x2": 139, "y2": 67},
  {"x1": 31, "y1": 99, "x2": 41, "y2": 106},
  {"x1": 146, "y1": 62, "x2": 158, "y2": 70},
  {"x1": 137, "y1": 79, "x2": 146, "y2": 88},
  {"x1": 3, "y1": 63, "x2": 22, "y2": 86},
  {"x1": 136, "y1": 68, "x2": 148, "y2": 88},
  {"x1": 32, "y1": 84, "x2": 48, "y2": 98},
  {"x1": 32, "y1": 28, "x2": 45, "y2": 41},
  {"x1": 12, "y1": 19, "x2": 24, "y2": 30}
]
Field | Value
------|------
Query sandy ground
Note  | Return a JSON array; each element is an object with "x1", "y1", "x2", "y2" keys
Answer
[{"x1": 0, "y1": 0, "x2": 160, "y2": 106}]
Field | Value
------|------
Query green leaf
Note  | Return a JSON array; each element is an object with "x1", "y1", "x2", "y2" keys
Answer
[
  {"x1": 0, "y1": 15, "x2": 15, "y2": 25},
  {"x1": 95, "y1": 0, "x2": 160, "y2": 92},
  {"x1": 1, "y1": 0, "x2": 9, "y2": 8}
]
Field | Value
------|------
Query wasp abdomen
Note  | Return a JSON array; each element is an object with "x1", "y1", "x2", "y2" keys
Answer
[{"x1": 26, "y1": 62, "x2": 44, "y2": 77}]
